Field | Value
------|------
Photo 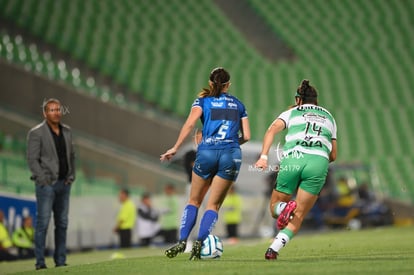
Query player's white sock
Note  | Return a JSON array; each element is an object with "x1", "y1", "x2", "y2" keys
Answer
[
  {"x1": 270, "y1": 228, "x2": 294, "y2": 252},
  {"x1": 274, "y1": 202, "x2": 287, "y2": 216}
]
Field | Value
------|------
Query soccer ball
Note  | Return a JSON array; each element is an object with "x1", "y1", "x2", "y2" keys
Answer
[{"x1": 200, "y1": 234, "x2": 223, "y2": 259}]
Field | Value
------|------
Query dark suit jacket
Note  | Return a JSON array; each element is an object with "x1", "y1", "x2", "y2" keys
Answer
[{"x1": 27, "y1": 120, "x2": 75, "y2": 185}]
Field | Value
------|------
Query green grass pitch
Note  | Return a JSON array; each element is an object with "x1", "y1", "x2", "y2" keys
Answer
[{"x1": 1, "y1": 226, "x2": 413, "y2": 274}]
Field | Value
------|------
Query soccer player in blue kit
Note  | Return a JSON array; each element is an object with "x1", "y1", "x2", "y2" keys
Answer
[{"x1": 160, "y1": 67, "x2": 251, "y2": 260}]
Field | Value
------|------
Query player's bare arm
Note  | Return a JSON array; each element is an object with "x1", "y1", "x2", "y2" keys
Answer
[
  {"x1": 329, "y1": 139, "x2": 337, "y2": 162},
  {"x1": 160, "y1": 106, "x2": 202, "y2": 161},
  {"x1": 238, "y1": 117, "x2": 251, "y2": 145},
  {"x1": 255, "y1": 118, "x2": 285, "y2": 169}
]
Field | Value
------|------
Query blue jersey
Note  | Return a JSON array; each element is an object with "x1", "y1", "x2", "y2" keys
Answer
[{"x1": 192, "y1": 93, "x2": 248, "y2": 150}]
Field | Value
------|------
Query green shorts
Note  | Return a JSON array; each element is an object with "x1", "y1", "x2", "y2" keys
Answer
[{"x1": 276, "y1": 153, "x2": 329, "y2": 196}]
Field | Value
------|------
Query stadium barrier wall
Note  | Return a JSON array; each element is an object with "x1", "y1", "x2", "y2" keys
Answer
[
  {"x1": 0, "y1": 60, "x2": 190, "y2": 191},
  {"x1": 0, "y1": 60, "x2": 182, "y2": 158},
  {"x1": 0, "y1": 192, "x2": 274, "y2": 251}
]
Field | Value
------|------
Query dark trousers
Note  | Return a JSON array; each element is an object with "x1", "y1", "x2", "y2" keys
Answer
[
  {"x1": 35, "y1": 180, "x2": 70, "y2": 266},
  {"x1": 118, "y1": 229, "x2": 132, "y2": 248},
  {"x1": 226, "y1": 224, "x2": 239, "y2": 238}
]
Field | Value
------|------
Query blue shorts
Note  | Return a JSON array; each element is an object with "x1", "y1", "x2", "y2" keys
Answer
[{"x1": 193, "y1": 148, "x2": 242, "y2": 181}]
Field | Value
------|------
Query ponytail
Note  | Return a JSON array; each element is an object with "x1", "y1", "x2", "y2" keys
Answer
[
  {"x1": 296, "y1": 79, "x2": 317, "y2": 104},
  {"x1": 198, "y1": 67, "x2": 230, "y2": 98}
]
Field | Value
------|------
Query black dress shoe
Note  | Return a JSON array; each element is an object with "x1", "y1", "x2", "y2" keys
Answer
[
  {"x1": 35, "y1": 264, "x2": 47, "y2": 270},
  {"x1": 55, "y1": 263, "x2": 68, "y2": 267}
]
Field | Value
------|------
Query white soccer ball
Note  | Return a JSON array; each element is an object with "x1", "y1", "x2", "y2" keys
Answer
[{"x1": 200, "y1": 234, "x2": 223, "y2": 259}]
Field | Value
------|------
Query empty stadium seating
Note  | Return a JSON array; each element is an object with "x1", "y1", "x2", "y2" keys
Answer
[
  {"x1": 247, "y1": 0, "x2": 414, "y2": 203},
  {"x1": 0, "y1": 0, "x2": 413, "y2": 203}
]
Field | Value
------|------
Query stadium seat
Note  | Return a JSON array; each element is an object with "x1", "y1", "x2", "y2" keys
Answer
[{"x1": 1, "y1": 0, "x2": 413, "y2": 203}]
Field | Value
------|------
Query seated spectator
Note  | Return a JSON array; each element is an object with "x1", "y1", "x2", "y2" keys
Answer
[
  {"x1": 323, "y1": 177, "x2": 360, "y2": 227},
  {"x1": 357, "y1": 183, "x2": 376, "y2": 203},
  {"x1": 0, "y1": 210, "x2": 18, "y2": 261},
  {"x1": 136, "y1": 193, "x2": 161, "y2": 247},
  {"x1": 12, "y1": 216, "x2": 35, "y2": 259}
]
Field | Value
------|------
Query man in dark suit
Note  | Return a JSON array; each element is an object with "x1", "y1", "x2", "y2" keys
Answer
[{"x1": 27, "y1": 98, "x2": 75, "y2": 270}]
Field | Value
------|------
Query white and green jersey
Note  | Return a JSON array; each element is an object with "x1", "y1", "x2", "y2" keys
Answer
[{"x1": 278, "y1": 104, "x2": 337, "y2": 160}]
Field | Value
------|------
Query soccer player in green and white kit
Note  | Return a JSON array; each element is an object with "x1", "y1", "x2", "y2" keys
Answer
[{"x1": 255, "y1": 80, "x2": 337, "y2": 260}]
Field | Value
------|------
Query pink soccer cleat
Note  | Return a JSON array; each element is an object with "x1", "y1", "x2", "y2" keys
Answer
[{"x1": 277, "y1": 200, "x2": 297, "y2": 230}]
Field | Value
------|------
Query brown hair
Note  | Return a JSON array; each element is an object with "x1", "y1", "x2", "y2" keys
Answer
[
  {"x1": 198, "y1": 67, "x2": 230, "y2": 98},
  {"x1": 296, "y1": 79, "x2": 318, "y2": 104}
]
